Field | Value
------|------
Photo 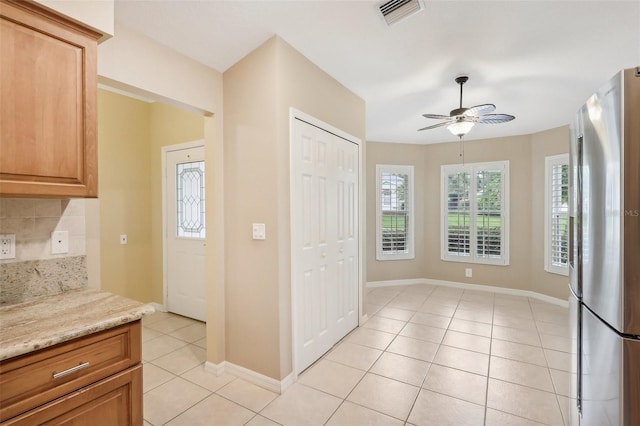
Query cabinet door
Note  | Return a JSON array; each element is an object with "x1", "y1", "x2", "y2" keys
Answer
[
  {"x1": 0, "y1": 321, "x2": 142, "y2": 422},
  {"x1": 0, "y1": 0, "x2": 99, "y2": 197},
  {"x1": 3, "y1": 365, "x2": 143, "y2": 426}
]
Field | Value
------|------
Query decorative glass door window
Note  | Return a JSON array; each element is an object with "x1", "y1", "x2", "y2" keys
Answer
[{"x1": 176, "y1": 160, "x2": 205, "y2": 239}]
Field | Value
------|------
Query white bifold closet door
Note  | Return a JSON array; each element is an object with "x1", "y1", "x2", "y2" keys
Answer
[{"x1": 292, "y1": 117, "x2": 359, "y2": 374}]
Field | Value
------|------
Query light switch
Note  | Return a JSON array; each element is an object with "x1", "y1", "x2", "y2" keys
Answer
[
  {"x1": 252, "y1": 223, "x2": 266, "y2": 240},
  {"x1": 120, "y1": 234, "x2": 128, "y2": 245},
  {"x1": 51, "y1": 231, "x2": 69, "y2": 254}
]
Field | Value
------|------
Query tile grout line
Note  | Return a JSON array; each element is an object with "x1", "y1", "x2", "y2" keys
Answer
[
  {"x1": 144, "y1": 289, "x2": 569, "y2": 425},
  {"x1": 401, "y1": 288, "x2": 438, "y2": 424},
  {"x1": 533, "y1": 299, "x2": 570, "y2": 426},
  {"x1": 482, "y1": 293, "x2": 496, "y2": 426},
  {"x1": 142, "y1": 313, "x2": 211, "y2": 425},
  {"x1": 325, "y1": 287, "x2": 424, "y2": 424}
]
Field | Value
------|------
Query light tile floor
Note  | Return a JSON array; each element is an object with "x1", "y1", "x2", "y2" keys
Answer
[{"x1": 142, "y1": 284, "x2": 572, "y2": 425}]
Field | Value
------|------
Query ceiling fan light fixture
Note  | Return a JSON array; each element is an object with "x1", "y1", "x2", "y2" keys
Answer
[
  {"x1": 447, "y1": 121, "x2": 474, "y2": 138},
  {"x1": 418, "y1": 75, "x2": 515, "y2": 140}
]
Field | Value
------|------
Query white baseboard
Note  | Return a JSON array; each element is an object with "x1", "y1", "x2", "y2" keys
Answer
[
  {"x1": 204, "y1": 361, "x2": 225, "y2": 376},
  {"x1": 359, "y1": 313, "x2": 369, "y2": 326},
  {"x1": 149, "y1": 302, "x2": 167, "y2": 313},
  {"x1": 367, "y1": 278, "x2": 428, "y2": 288},
  {"x1": 204, "y1": 361, "x2": 293, "y2": 394},
  {"x1": 366, "y1": 278, "x2": 569, "y2": 308}
]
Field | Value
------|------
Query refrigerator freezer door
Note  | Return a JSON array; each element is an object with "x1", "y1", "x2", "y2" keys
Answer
[
  {"x1": 622, "y1": 68, "x2": 640, "y2": 337},
  {"x1": 582, "y1": 306, "x2": 640, "y2": 426},
  {"x1": 580, "y1": 69, "x2": 640, "y2": 336},
  {"x1": 580, "y1": 72, "x2": 624, "y2": 332}
]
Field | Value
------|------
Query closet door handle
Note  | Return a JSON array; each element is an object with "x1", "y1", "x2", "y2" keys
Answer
[{"x1": 53, "y1": 362, "x2": 90, "y2": 379}]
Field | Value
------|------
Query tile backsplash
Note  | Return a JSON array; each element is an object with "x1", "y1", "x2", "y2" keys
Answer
[
  {"x1": 0, "y1": 198, "x2": 89, "y2": 303},
  {"x1": 0, "y1": 198, "x2": 86, "y2": 263}
]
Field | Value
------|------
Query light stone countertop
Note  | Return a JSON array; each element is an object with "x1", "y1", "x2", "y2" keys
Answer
[{"x1": 0, "y1": 289, "x2": 155, "y2": 361}]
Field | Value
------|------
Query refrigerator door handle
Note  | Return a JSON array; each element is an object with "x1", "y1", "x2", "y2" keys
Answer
[{"x1": 569, "y1": 216, "x2": 574, "y2": 268}]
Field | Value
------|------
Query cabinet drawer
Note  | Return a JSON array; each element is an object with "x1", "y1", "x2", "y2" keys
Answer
[
  {"x1": 0, "y1": 321, "x2": 141, "y2": 422},
  {"x1": 2, "y1": 364, "x2": 142, "y2": 426}
]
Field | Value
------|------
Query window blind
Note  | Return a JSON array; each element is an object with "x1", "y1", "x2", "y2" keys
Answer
[
  {"x1": 376, "y1": 165, "x2": 414, "y2": 260},
  {"x1": 441, "y1": 161, "x2": 509, "y2": 266},
  {"x1": 545, "y1": 154, "x2": 569, "y2": 275}
]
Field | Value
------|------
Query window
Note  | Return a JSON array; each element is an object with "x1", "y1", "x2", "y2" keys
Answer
[
  {"x1": 376, "y1": 165, "x2": 414, "y2": 260},
  {"x1": 545, "y1": 154, "x2": 569, "y2": 275},
  {"x1": 176, "y1": 160, "x2": 206, "y2": 239},
  {"x1": 441, "y1": 161, "x2": 509, "y2": 265}
]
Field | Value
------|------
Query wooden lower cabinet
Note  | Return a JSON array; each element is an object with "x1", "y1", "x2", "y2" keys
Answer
[
  {"x1": 0, "y1": 321, "x2": 143, "y2": 426},
  {"x1": 3, "y1": 365, "x2": 142, "y2": 426}
]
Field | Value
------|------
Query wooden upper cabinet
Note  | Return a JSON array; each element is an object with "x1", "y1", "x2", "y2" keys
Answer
[{"x1": 0, "y1": 0, "x2": 100, "y2": 197}]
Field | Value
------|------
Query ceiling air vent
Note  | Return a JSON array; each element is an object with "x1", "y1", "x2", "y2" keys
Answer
[{"x1": 379, "y1": 0, "x2": 424, "y2": 26}]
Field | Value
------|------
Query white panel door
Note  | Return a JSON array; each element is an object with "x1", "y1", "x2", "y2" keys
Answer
[
  {"x1": 334, "y1": 137, "x2": 359, "y2": 339},
  {"x1": 166, "y1": 145, "x2": 207, "y2": 321},
  {"x1": 292, "y1": 118, "x2": 359, "y2": 374}
]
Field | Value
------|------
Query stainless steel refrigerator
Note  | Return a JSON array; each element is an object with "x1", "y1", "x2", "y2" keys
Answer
[{"x1": 569, "y1": 67, "x2": 640, "y2": 426}]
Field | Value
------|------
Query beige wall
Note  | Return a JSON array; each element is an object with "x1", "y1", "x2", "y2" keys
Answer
[
  {"x1": 224, "y1": 38, "x2": 280, "y2": 379},
  {"x1": 367, "y1": 126, "x2": 570, "y2": 300},
  {"x1": 423, "y1": 135, "x2": 533, "y2": 291},
  {"x1": 98, "y1": 90, "x2": 152, "y2": 301},
  {"x1": 33, "y1": 0, "x2": 114, "y2": 40},
  {"x1": 366, "y1": 143, "x2": 426, "y2": 281},
  {"x1": 99, "y1": 25, "x2": 220, "y2": 115},
  {"x1": 98, "y1": 89, "x2": 204, "y2": 303},
  {"x1": 223, "y1": 36, "x2": 365, "y2": 381},
  {"x1": 97, "y1": 25, "x2": 225, "y2": 365},
  {"x1": 530, "y1": 126, "x2": 571, "y2": 299}
]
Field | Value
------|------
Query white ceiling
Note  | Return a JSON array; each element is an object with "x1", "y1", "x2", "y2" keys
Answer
[{"x1": 114, "y1": 0, "x2": 640, "y2": 144}]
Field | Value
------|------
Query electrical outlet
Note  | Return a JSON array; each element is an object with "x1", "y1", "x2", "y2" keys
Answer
[
  {"x1": 0, "y1": 234, "x2": 16, "y2": 260},
  {"x1": 465, "y1": 268, "x2": 473, "y2": 278}
]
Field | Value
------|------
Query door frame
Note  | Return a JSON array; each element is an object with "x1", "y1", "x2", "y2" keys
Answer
[
  {"x1": 289, "y1": 108, "x2": 364, "y2": 377},
  {"x1": 161, "y1": 139, "x2": 206, "y2": 311}
]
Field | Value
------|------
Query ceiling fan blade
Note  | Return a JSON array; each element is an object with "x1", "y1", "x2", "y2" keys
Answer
[
  {"x1": 464, "y1": 104, "x2": 496, "y2": 117},
  {"x1": 476, "y1": 114, "x2": 515, "y2": 124},
  {"x1": 422, "y1": 113, "x2": 451, "y2": 120},
  {"x1": 418, "y1": 121, "x2": 452, "y2": 131}
]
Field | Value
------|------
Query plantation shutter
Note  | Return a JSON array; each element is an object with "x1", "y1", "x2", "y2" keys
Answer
[
  {"x1": 441, "y1": 162, "x2": 509, "y2": 266},
  {"x1": 446, "y1": 171, "x2": 471, "y2": 257},
  {"x1": 545, "y1": 155, "x2": 569, "y2": 274},
  {"x1": 550, "y1": 163, "x2": 569, "y2": 266},
  {"x1": 476, "y1": 169, "x2": 503, "y2": 259},
  {"x1": 376, "y1": 165, "x2": 414, "y2": 260}
]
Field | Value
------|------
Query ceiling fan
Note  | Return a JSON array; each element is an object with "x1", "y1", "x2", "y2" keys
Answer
[{"x1": 418, "y1": 76, "x2": 515, "y2": 139}]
